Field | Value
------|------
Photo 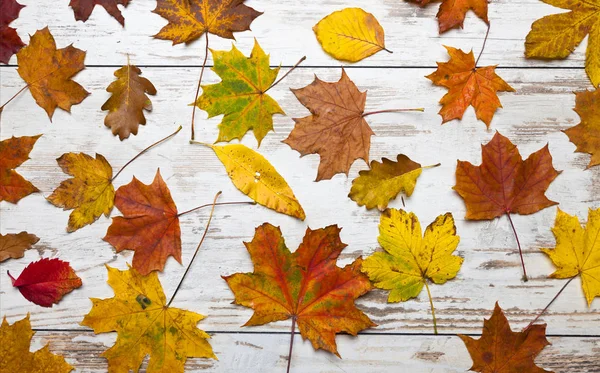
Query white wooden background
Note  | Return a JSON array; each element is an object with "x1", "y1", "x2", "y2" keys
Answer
[{"x1": 1, "y1": 0, "x2": 599, "y2": 372}]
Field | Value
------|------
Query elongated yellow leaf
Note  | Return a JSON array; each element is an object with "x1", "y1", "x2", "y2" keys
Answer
[
  {"x1": 210, "y1": 144, "x2": 306, "y2": 220},
  {"x1": 313, "y1": 8, "x2": 388, "y2": 63}
]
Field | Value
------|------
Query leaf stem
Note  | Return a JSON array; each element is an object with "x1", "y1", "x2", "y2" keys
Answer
[
  {"x1": 286, "y1": 316, "x2": 297, "y2": 373},
  {"x1": 167, "y1": 191, "x2": 221, "y2": 307},
  {"x1": 475, "y1": 25, "x2": 491, "y2": 67},
  {"x1": 524, "y1": 276, "x2": 575, "y2": 331},
  {"x1": 506, "y1": 213, "x2": 528, "y2": 282},
  {"x1": 264, "y1": 56, "x2": 306, "y2": 94},
  {"x1": 111, "y1": 125, "x2": 182, "y2": 182},
  {"x1": 423, "y1": 163, "x2": 441, "y2": 169},
  {"x1": 362, "y1": 108, "x2": 424, "y2": 117},
  {"x1": 424, "y1": 281, "x2": 438, "y2": 335},
  {"x1": 189, "y1": 140, "x2": 211, "y2": 147},
  {"x1": 177, "y1": 200, "x2": 255, "y2": 217},
  {"x1": 191, "y1": 34, "x2": 210, "y2": 141},
  {"x1": 0, "y1": 85, "x2": 29, "y2": 114}
]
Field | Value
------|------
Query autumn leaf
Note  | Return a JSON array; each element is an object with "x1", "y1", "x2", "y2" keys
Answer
[
  {"x1": 459, "y1": 303, "x2": 552, "y2": 373},
  {"x1": 195, "y1": 40, "x2": 285, "y2": 145},
  {"x1": 542, "y1": 208, "x2": 600, "y2": 306},
  {"x1": 563, "y1": 88, "x2": 600, "y2": 168},
  {"x1": 48, "y1": 152, "x2": 115, "y2": 232},
  {"x1": 407, "y1": 0, "x2": 489, "y2": 33},
  {"x1": 349, "y1": 155, "x2": 439, "y2": 210},
  {"x1": 104, "y1": 170, "x2": 181, "y2": 275},
  {"x1": 102, "y1": 63, "x2": 157, "y2": 140},
  {"x1": 208, "y1": 143, "x2": 305, "y2": 220},
  {"x1": 0, "y1": 0, "x2": 25, "y2": 64},
  {"x1": 0, "y1": 134, "x2": 41, "y2": 203},
  {"x1": 69, "y1": 0, "x2": 129, "y2": 26},
  {"x1": 81, "y1": 265, "x2": 216, "y2": 372},
  {"x1": 313, "y1": 8, "x2": 389, "y2": 62},
  {"x1": 525, "y1": 0, "x2": 600, "y2": 88},
  {"x1": 426, "y1": 46, "x2": 514, "y2": 127},
  {"x1": 224, "y1": 223, "x2": 375, "y2": 357},
  {"x1": 16, "y1": 27, "x2": 89, "y2": 120},
  {"x1": 361, "y1": 208, "x2": 462, "y2": 333},
  {"x1": 0, "y1": 315, "x2": 74, "y2": 373},
  {"x1": 153, "y1": 0, "x2": 262, "y2": 44},
  {"x1": 0, "y1": 232, "x2": 39, "y2": 262},
  {"x1": 8, "y1": 258, "x2": 82, "y2": 307}
]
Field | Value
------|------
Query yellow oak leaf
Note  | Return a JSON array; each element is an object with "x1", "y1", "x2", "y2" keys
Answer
[
  {"x1": 563, "y1": 88, "x2": 600, "y2": 168},
  {"x1": 313, "y1": 8, "x2": 389, "y2": 62},
  {"x1": 208, "y1": 143, "x2": 306, "y2": 220},
  {"x1": 542, "y1": 208, "x2": 600, "y2": 306},
  {"x1": 47, "y1": 152, "x2": 114, "y2": 232},
  {"x1": 81, "y1": 265, "x2": 215, "y2": 373},
  {"x1": 0, "y1": 314, "x2": 73, "y2": 373}
]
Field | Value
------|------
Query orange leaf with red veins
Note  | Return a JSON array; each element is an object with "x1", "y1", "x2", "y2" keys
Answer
[
  {"x1": 0, "y1": 0, "x2": 25, "y2": 64},
  {"x1": 69, "y1": 0, "x2": 130, "y2": 26},
  {"x1": 459, "y1": 303, "x2": 553, "y2": 373},
  {"x1": 0, "y1": 135, "x2": 41, "y2": 204},
  {"x1": 563, "y1": 88, "x2": 600, "y2": 169},
  {"x1": 454, "y1": 132, "x2": 559, "y2": 220},
  {"x1": 427, "y1": 46, "x2": 514, "y2": 127},
  {"x1": 223, "y1": 223, "x2": 375, "y2": 357},
  {"x1": 104, "y1": 170, "x2": 181, "y2": 275},
  {"x1": 284, "y1": 69, "x2": 374, "y2": 181}
]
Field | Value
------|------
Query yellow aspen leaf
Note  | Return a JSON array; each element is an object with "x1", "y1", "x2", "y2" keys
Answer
[
  {"x1": 47, "y1": 153, "x2": 114, "y2": 232},
  {"x1": 0, "y1": 314, "x2": 73, "y2": 373},
  {"x1": 81, "y1": 265, "x2": 216, "y2": 373},
  {"x1": 208, "y1": 143, "x2": 306, "y2": 220},
  {"x1": 542, "y1": 208, "x2": 600, "y2": 306},
  {"x1": 195, "y1": 41, "x2": 285, "y2": 145},
  {"x1": 361, "y1": 208, "x2": 462, "y2": 332},
  {"x1": 525, "y1": 0, "x2": 600, "y2": 87},
  {"x1": 563, "y1": 88, "x2": 600, "y2": 168},
  {"x1": 101, "y1": 63, "x2": 157, "y2": 140},
  {"x1": 313, "y1": 8, "x2": 389, "y2": 62},
  {"x1": 349, "y1": 155, "x2": 439, "y2": 210}
]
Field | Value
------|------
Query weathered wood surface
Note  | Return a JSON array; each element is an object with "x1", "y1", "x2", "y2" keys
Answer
[{"x1": 1, "y1": 0, "x2": 599, "y2": 372}]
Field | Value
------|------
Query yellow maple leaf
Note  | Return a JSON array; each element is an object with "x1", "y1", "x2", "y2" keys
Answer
[
  {"x1": 361, "y1": 208, "x2": 462, "y2": 333},
  {"x1": 542, "y1": 208, "x2": 600, "y2": 306},
  {"x1": 0, "y1": 314, "x2": 73, "y2": 373},
  {"x1": 48, "y1": 152, "x2": 115, "y2": 232},
  {"x1": 81, "y1": 265, "x2": 216, "y2": 373},
  {"x1": 313, "y1": 8, "x2": 389, "y2": 62}
]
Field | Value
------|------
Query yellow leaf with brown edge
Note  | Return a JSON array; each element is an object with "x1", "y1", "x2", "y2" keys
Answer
[
  {"x1": 563, "y1": 88, "x2": 600, "y2": 168},
  {"x1": 81, "y1": 265, "x2": 216, "y2": 373},
  {"x1": 207, "y1": 143, "x2": 305, "y2": 220},
  {"x1": 313, "y1": 8, "x2": 389, "y2": 62},
  {"x1": 0, "y1": 314, "x2": 73, "y2": 373},
  {"x1": 542, "y1": 208, "x2": 600, "y2": 306},
  {"x1": 16, "y1": 27, "x2": 89, "y2": 120},
  {"x1": 47, "y1": 152, "x2": 114, "y2": 232}
]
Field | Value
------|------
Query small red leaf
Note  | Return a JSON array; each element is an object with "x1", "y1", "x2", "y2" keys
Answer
[{"x1": 8, "y1": 258, "x2": 82, "y2": 307}]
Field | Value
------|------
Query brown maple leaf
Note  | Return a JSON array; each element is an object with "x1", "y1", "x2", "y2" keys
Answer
[
  {"x1": 0, "y1": 0, "x2": 25, "y2": 64},
  {"x1": 153, "y1": 0, "x2": 262, "y2": 44},
  {"x1": 563, "y1": 88, "x2": 600, "y2": 168},
  {"x1": 69, "y1": 0, "x2": 130, "y2": 26},
  {"x1": 16, "y1": 27, "x2": 89, "y2": 120},
  {"x1": 459, "y1": 303, "x2": 552, "y2": 373},
  {"x1": 0, "y1": 135, "x2": 41, "y2": 203},
  {"x1": 427, "y1": 46, "x2": 514, "y2": 127},
  {"x1": 454, "y1": 132, "x2": 559, "y2": 220},
  {"x1": 0, "y1": 232, "x2": 39, "y2": 262},
  {"x1": 104, "y1": 170, "x2": 181, "y2": 274},
  {"x1": 284, "y1": 69, "x2": 374, "y2": 181}
]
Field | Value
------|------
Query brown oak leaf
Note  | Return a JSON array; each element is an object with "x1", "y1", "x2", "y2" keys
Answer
[
  {"x1": 0, "y1": 0, "x2": 25, "y2": 64},
  {"x1": 563, "y1": 88, "x2": 600, "y2": 168},
  {"x1": 0, "y1": 232, "x2": 39, "y2": 262},
  {"x1": 0, "y1": 135, "x2": 41, "y2": 203},
  {"x1": 69, "y1": 0, "x2": 129, "y2": 26},
  {"x1": 427, "y1": 46, "x2": 514, "y2": 127}
]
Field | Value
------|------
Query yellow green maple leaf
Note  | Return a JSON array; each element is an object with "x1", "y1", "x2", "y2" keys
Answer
[
  {"x1": 195, "y1": 40, "x2": 285, "y2": 146},
  {"x1": 81, "y1": 265, "x2": 215, "y2": 373}
]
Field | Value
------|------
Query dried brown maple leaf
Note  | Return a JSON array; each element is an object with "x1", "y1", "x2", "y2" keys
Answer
[
  {"x1": 563, "y1": 88, "x2": 600, "y2": 168},
  {"x1": 153, "y1": 0, "x2": 262, "y2": 44},
  {"x1": 427, "y1": 46, "x2": 514, "y2": 127},
  {"x1": 0, "y1": 135, "x2": 41, "y2": 203},
  {"x1": 0, "y1": 232, "x2": 39, "y2": 262},
  {"x1": 407, "y1": 0, "x2": 489, "y2": 33},
  {"x1": 459, "y1": 303, "x2": 552, "y2": 373},
  {"x1": 16, "y1": 27, "x2": 89, "y2": 120},
  {"x1": 0, "y1": 0, "x2": 25, "y2": 64},
  {"x1": 69, "y1": 0, "x2": 129, "y2": 26},
  {"x1": 102, "y1": 63, "x2": 157, "y2": 140}
]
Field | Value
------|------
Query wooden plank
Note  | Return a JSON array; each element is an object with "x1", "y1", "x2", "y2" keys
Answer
[
  {"x1": 4, "y1": 0, "x2": 592, "y2": 68},
  {"x1": 1, "y1": 66, "x2": 598, "y2": 334},
  {"x1": 24, "y1": 330, "x2": 600, "y2": 372}
]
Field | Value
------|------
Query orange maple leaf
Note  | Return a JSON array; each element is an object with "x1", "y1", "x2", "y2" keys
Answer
[
  {"x1": 223, "y1": 223, "x2": 375, "y2": 356},
  {"x1": 427, "y1": 46, "x2": 514, "y2": 127},
  {"x1": 563, "y1": 88, "x2": 600, "y2": 169},
  {"x1": 407, "y1": 0, "x2": 489, "y2": 33},
  {"x1": 459, "y1": 303, "x2": 552, "y2": 373},
  {"x1": 104, "y1": 170, "x2": 181, "y2": 274},
  {"x1": 0, "y1": 135, "x2": 41, "y2": 203}
]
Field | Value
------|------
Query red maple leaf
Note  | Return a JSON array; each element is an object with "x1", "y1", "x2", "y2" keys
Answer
[
  {"x1": 0, "y1": 0, "x2": 25, "y2": 64},
  {"x1": 69, "y1": 0, "x2": 130, "y2": 26}
]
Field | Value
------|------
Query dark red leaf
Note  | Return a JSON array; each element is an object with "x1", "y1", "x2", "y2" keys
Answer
[{"x1": 0, "y1": 0, "x2": 25, "y2": 64}]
